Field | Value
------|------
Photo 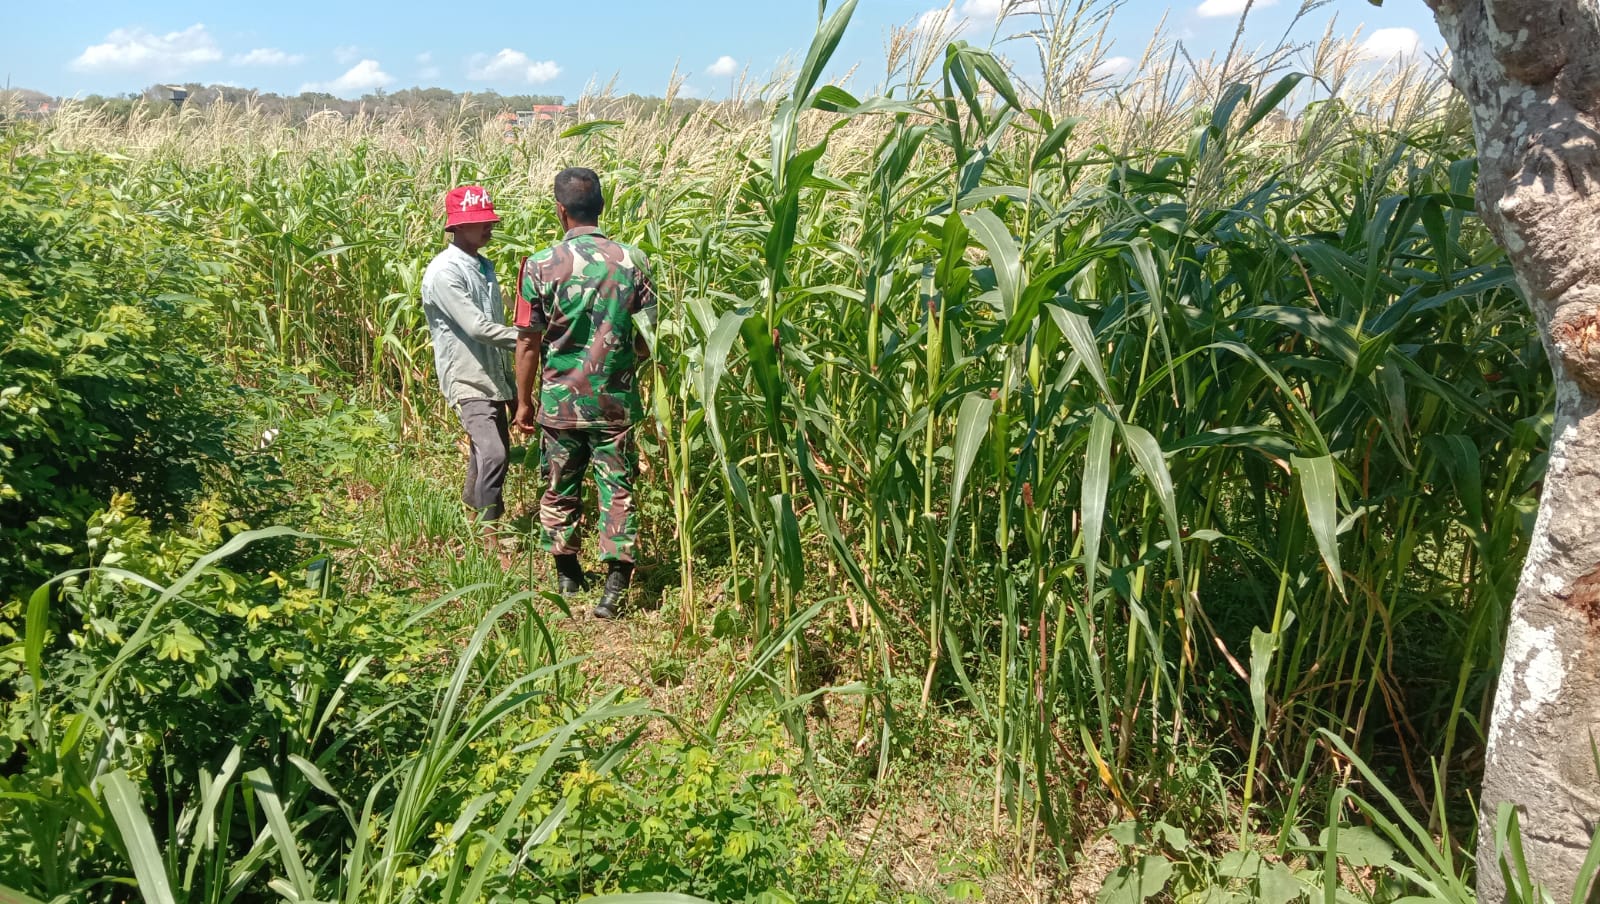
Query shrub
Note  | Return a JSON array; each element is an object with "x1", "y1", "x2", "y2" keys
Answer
[
  {"x1": 0, "y1": 499, "x2": 432, "y2": 899},
  {"x1": 0, "y1": 144, "x2": 247, "y2": 599}
]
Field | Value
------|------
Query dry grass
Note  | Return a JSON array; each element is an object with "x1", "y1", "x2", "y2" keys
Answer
[{"x1": 22, "y1": 0, "x2": 1452, "y2": 200}]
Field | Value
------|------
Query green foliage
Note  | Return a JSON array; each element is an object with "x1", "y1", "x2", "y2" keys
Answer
[
  {"x1": 0, "y1": 5, "x2": 1567, "y2": 901},
  {"x1": 0, "y1": 493, "x2": 884, "y2": 903},
  {"x1": 1099, "y1": 812, "x2": 1408, "y2": 904},
  {"x1": 0, "y1": 145, "x2": 267, "y2": 597},
  {"x1": 0, "y1": 503, "x2": 431, "y2": 900},
  {"x1": 509, "y1": 722, "x2": 879, "y2": 904}
]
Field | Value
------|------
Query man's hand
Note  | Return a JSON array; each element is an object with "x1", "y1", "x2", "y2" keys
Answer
[
  {"x1": 514, "y1": 329, "x2": 543, "y2": 434},
  {"x1": 514, "y1": 403, "x2": 538, "y2": 434}
]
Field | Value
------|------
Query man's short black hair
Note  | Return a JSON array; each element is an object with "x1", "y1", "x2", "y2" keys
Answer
[{"x1": 554, "y1": 167, "x2": 604, "y2": 223}]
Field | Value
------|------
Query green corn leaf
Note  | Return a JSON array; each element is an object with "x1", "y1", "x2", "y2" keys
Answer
[
  {"x1": 764, "y1": 139, "x2": 830, "y2": 289},
  {"x1": 772, "y1": 493, "x2": 805, "y2": 593},
  {"x1": 707, "y1": 598, "x2": 833, "y2": 738},
  {"x1": 739, "y1": 310, "x2": 786, "y2": 446},
  {"x1": 287, "y1": 754, "x2": 357, "y2": 830},
  {"x1": 1238, "y1": 305, "x2": 1360, "y2": 366},
  {"x1": 944, "y1": 394, "x2": 994, "y2": 572},
  {"x1": 1203, "y1": 340, "x2": 1327, "y2": 449},
  {"x1": 965, "y1": 45, "x2": 1023, "y2": 112},
  {"x1": 1010, "y1": 246, "x2": 1121, "y2": 344},
  {"x1": 1032, "y1": 115, "x2": 1083, "y2": 168},
  {"x1": 22, "y1": 582, "x2": 49, "y2": 745},
  {"x1": 1421, "y1": 195, "x2": 1452, "y2": 276},
  {"x1": 1248, "y1": 612, "x2": 1294, "y2": 729},
  {"x1": 945, "y1": 44, "x2": 985, "y2": 133},
  {"x1": 700, "y1": 309, "x2": 754, "y2": 515},
  {"x1": 1293, "y1": 241, "x2": 1366, "y2": 312},
  {"x1": 0, "y1": 885, "x2": 48, "y2": 904},
  {"x1": 875, "y1": 124, "x2": 932, "y2": 190},
  {"x1": 246, "y1": 768, "x2": 315, "y2": 903},
  {"x1": 1118, "y1": 422, "x2": 1184, "y2": 577},
  {"x1": 1209, "y1": 81, "x2": 1254, "y2": 140},
  {"x1": 937, "y1": 210, "x2": 972, "y2": 299},
  {"x1": 1082, "y1": 408, "x2": 1114, "y2": 615},
  {"x1": 188, "y1": 744, "x2": 242, "y2": 873},
  {"x1": 1238, "y1": 73, "x2": 1307, "y2": 137},
  {"x1": 958, "y1": 107, "x2": 1017, "y2": 196},
  {"x1": 1047, "y1": 303, "x2": 1115, "y2": 404},
  {"x1": 1292, "y1": 454, "x2": 1345, "y2": 597},
  {"x1": 793, "y1": 423, "x2": 873, "y2": 604},
  {"x1": 1424, "y1": 435, "x2": 1485, "y2": 537},
  {"x1": 98, "y1": 771, "x2": 177, "y2": 904},
  {"x1": 811, "y1": 84, "x2": 860, "y2": 111},
  {"x1": 794, "y1": 0, "x2": 859, "y2": 107},
  {"x1": 963, "y1": 208, "x2": 1022, "y2": 322},
  {"x1": 557, "y1": 119, "x2": 623, "y2": 139},
  {"x1": 1569, "y1": 823, "x2": 1600, "y2": 904}
]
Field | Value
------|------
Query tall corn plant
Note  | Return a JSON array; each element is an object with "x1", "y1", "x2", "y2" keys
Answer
[
  {"x1": 686, "y1": 21, "x2": 1544, "y2": 849},
  {"x1": 34, "y1": 1, "x2": 1553, "y2": 859}
]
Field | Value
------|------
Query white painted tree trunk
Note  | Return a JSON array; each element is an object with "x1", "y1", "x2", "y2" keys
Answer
[{"x1": 1424, "y1": 1, "x2": 1600, "y2": 900}]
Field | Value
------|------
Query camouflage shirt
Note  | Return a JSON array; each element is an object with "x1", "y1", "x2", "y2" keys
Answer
[{"x1": 515, "y1": 226, "x2": 657, "y2": 429}]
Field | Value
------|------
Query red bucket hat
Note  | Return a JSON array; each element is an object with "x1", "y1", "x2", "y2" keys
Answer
[{"x1": 444, "y1": 185, "x2": 500, "y2": 229}]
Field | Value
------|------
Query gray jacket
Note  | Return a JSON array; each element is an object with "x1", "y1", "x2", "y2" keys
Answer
[{"x1": 421, "y1": 244, "x2": 519, "y2": 408}]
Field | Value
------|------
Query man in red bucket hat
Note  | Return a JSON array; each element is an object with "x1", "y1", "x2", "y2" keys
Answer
[{"x1": 421, "y1": 184, "x2": 520, "y2": 564}]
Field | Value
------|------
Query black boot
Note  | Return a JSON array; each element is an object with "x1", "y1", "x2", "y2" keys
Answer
[
  {"x1": 593, "y1": 562, "x2": 632, "y2": 619},
  {"x1": 554, "y1": 554, "x2": 587, "y2": 597}
]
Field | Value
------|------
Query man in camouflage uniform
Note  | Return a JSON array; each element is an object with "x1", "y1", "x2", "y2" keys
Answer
[{"x1": 513, "y1": 167, "x2": 656, "y2": 618}]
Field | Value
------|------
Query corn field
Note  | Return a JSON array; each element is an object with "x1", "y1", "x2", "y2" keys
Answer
[{"x1": 3, "y1": 0, "x2": 1554, "y2": 898}]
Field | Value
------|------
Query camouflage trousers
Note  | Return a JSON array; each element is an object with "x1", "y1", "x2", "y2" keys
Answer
[{"x1": 538, "y1": 424, "x2": 638, "y2": 563}]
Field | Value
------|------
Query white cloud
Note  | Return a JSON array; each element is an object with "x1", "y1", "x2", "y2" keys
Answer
[
  {"x1": 71, "y1": 24, "x2": 222, "y2": 74},
  {"x1": 232, "y1": 47, "x2": 304, "y2": 67},
  {"x1": 707, "y1": 55, "x2": 738, "y2": 77},
  {"x1": 1360, "y1": 27, "x2": 1422, "y2": 60},
  {"x1": 1093, "y1": 55, "x2": 1133, "y2": 79},
  {"x1": 961, "y1": 0, "x2": 1042, "y2": 19},
  {"x1": 334, "y1": 45, "x2": 362, "y2": 64},
  {"x1": 1196, "y1": 0, "x2": 1276, "y2": 18},
  {"x1": 415, "y1": 52, "x2": 440, "y2": 80},
  {"x1": 916, "y1": 7, "x2": 957, "y2": 33},
  {"x1": 915, "y1": 0, "x2": 1040, "y2": 37},
  {"x1": 301, "y1": 59, "x2": 393, "y2": 96},
  {"x1": 468, "y1": 49, "x2": 561, "y2": 84}
]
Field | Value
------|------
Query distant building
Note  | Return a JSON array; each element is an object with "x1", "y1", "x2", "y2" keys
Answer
[
  {"x1": 514, "y1": 105, "x2": 569, "y2": 129},
  {"x1": 2, "y1": 99, "x2": 56, "y2": 123}
]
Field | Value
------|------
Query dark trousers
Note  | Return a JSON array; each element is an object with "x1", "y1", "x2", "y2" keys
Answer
[
  {"x1": 458, "y1": 398, "x2": 511, "y2": 521},
  {"x1": 539, "y1": 424, "x2": 637, "y2": 563}
]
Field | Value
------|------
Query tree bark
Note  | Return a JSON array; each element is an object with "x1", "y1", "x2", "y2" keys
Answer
[{"x1": 1424, "y1": 1, "x2": 1600, "y2": 900}]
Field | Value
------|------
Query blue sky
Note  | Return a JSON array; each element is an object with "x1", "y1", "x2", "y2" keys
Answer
[{"x1": 2, "y1": 0, "x2": 1440, "y2": 100}]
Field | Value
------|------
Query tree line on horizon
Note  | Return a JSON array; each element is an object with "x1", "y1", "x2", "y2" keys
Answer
[{"x1": 1, "y1": 83, "x2": 595, "y2": 122}]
